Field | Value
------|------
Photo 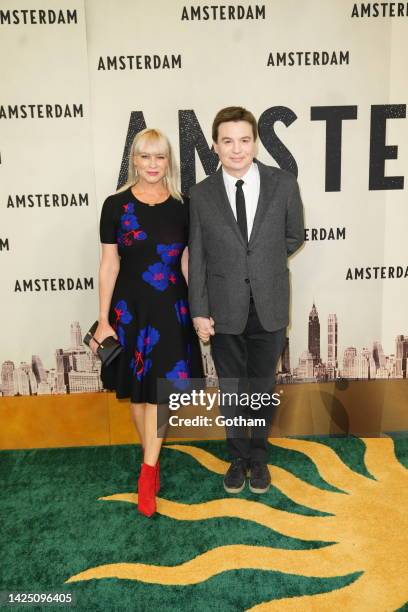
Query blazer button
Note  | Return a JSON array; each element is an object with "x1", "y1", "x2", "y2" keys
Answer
[
  {"x1": 245, "y1": 278, "x2": 250, "y2": 284},
  {"x1": 246, "y1": 249, "x2": 251, "y2": 255}
]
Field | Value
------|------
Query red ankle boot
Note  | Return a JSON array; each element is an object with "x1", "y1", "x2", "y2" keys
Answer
[
  {"x1": 141, "y1": 448, "x2": 160, "y2": 494},
  {"x1": 137, "y1": 463, "x2": 157, "y2": 517}
]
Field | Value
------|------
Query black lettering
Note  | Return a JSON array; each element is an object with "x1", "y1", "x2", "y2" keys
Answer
[
  {"x1": 0, "y1": 10, "x2": 11, "y2": 24},
  {"x1": 84, "y1": 277, "x2": 94, "y2": 290},
  {"x1": 340, "y1": 50, "x2": 349, "y2": 64},
  {"x1": 277, "y1": 52, "x2": 286, "y2": 66},
  {"x1": 73, "y1": 104, "x2": 83, "y2": 117},
  {"x1": 369, "y1": 104, "x2": 405, "y2": 190},
  {"x1": 258, "y1": 106, "x2": 298, "y2": 176},
  {"x1": 179, "y1": 110, "x2": 219, "y2": 193},
  {"x1": 107, "y1": 57, "x2": 117, "y2": 70},
  {"x1": 256, "y1": 5, "x2": 266, "y2": 18},
  {"x1": 311, "y1": 105, "x2": 358, "y2": 191},
  {"x1": 361, "y1": 4, "x2": 371, "y2": 17},
  {"x1": 79, "y1": 193, "x2": 88, "y2": 206},
  {"x1": 67, "y1": 9, "x2": 77, "y2": 24},
  {"x1": 9, "y1": 105, "x2": 19, "y2": 119}
]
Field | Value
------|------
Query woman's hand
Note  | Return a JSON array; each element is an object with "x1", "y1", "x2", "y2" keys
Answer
[{"x1": 89, "y1": 320, "x2": 118, "y2": 355}]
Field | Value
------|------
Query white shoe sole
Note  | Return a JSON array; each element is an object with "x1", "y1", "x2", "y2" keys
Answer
[
  {"x1": 223, "y1": 480, "x2": 246, "y2": 494},
  {"x1": 248, "y1": 482, "x2": 270, "y2": 494}
]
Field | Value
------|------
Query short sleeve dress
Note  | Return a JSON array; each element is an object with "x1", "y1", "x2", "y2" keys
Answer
[{"x1": 99, "y1": 187, "x2": 204, "y2": 403}]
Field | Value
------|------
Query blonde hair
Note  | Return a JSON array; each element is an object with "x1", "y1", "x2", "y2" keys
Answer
[{"x1": 117, "y1": 128, "x2": 182, "y2": 200}]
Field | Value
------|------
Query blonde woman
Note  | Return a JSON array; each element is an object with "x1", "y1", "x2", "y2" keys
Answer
[{"x1": 92, "y1": 129, "x2": 203, "y2": 517}]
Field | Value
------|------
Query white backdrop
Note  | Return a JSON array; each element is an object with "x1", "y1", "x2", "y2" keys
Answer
[{"x1": 0, "y1": 0, "x2": 407, "y2": 395}]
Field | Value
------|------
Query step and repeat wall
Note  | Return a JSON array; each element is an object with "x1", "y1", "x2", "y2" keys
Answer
[{"x1": 1, "y1": 1, "x2": 407, "y2": 403}]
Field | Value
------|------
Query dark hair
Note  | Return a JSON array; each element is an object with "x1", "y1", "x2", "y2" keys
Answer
[{"x1": 212, "y1": 106, "x2": 258, "y2": 142}]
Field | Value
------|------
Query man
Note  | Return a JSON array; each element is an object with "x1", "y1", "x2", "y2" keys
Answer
[{"x1": 188, "y1": 107, "x2": 304, "y2": 494}]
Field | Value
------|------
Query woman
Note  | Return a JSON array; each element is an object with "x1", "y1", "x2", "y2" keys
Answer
[{"x1": 91, "y1": 128, "x2": 203, "y2": 517}]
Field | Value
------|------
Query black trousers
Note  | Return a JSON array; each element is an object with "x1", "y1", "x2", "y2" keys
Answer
[{"x1": 210, "y1": 299, "x2": 286, "y2": 463}]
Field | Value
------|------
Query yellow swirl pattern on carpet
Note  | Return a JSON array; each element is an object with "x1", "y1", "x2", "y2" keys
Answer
[{"x1": 66, "y1": 437, "x2": 408, "y2": 611}]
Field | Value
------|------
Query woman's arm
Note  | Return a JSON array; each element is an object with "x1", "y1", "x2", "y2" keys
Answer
[
  {"x1": 181, "y1": 246, "x2": 188, "y2": 284},
  {"x1": 90, "y1": 244, "x2": 120, "y2": 352}
]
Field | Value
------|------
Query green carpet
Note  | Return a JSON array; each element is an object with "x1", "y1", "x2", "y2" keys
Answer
[{"x1": 1, "y1": 436, "x2": 407, "y2": 611}]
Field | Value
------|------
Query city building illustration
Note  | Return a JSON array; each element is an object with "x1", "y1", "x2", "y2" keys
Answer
[{"x1": 1, "y1": 313, "x2": 407, "y2": 396}]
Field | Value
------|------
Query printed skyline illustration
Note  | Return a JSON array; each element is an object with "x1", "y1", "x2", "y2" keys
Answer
[{"x1": 1, "y1": 308, "x2": 406, "y2": 397}]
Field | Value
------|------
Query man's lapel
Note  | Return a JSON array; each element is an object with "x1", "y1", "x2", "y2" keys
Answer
[{"x1": 248, "y1": 159, "x2": 279, "y2": 247}]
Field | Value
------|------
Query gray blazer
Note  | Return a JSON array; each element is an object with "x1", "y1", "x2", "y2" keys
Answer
[{"x1": 188, "y1": 159, "x2": 304, "y2": 334}]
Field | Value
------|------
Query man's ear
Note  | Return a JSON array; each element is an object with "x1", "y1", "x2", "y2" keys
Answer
[{"x1": 213, "y1": 141, "x2": 219, "y2": 155}]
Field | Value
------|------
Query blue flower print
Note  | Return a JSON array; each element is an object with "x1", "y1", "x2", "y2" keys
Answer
[
  {"x1": 130, "y1": 325, "x2": 160, "y2": 381},
  {"x1": 137, "y1": 325, "x2": 160, "y2": 355},
  {"x1": 175, "y1": 300, "x2": 190, "y2": 326},
  {"x1": 117, "y1": 203, "x2": 147, "y2": 246},
  {"x1": 113, "y1": 300, "x2": 133, "y2": 328},
  {"x1": 165, "y1": 359, "x2": 191, "y2": 391},
  {"x1": 157, "y1": 243, "x2": 184, "y2": 265},
  {"x1": 123, "y1": 202, "x2": 135, "y2": 214},
  {"x1": 142, "y1": 262, "x2": 178, "y2": 292}
]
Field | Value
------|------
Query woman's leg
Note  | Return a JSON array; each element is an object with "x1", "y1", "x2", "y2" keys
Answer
[
  {"x1": 130, "y1": 402, "x2": 146, "y2": 447},
  {"x1": 143, "y1": 403, "x2": 164, "y2": 465}
]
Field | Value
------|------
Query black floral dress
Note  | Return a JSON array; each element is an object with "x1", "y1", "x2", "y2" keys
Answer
[{"x1": 99, "y1": 188, "x2": 203, "y2": 403}]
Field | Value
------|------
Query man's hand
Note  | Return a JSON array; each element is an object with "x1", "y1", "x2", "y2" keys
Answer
[{"x1": 193, "y1": 316, "x2": 215, "y2": 343}]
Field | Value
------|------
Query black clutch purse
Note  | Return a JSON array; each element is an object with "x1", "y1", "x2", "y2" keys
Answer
[{"x1": 83, "y1": 320, "x2": 123, "y2": 366}]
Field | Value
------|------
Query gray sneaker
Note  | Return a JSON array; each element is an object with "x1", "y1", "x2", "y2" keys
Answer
[{"x1": 249, "y1": 461, "x2": 271, "y2": 493}]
